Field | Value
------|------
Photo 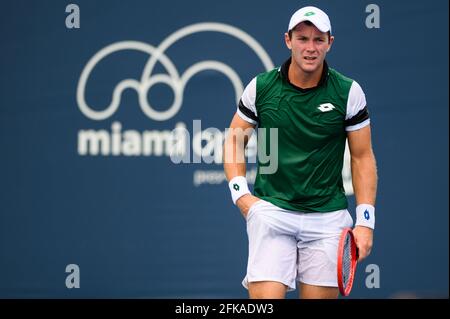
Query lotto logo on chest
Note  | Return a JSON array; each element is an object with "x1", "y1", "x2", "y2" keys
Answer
[{"x1": 317, "y1": 103, "x2": 336, "y2": 112}]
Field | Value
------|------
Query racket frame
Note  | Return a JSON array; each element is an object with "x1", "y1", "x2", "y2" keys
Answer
[{"x1": 337, "y1": 227, "x2": 358, "y2": 296}]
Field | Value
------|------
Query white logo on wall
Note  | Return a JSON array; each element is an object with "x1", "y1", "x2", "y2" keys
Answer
[
  {"x1": 76, "y1": 22, "x2": 273, "y2": 187},
  {"x1": 76, "y1": 23, "x2": 272, "y2": 165}
]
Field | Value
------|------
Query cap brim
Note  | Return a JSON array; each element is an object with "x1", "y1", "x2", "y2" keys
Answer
[{"x1": 290, "y1": 17, "x2": 330, "y2": 33}]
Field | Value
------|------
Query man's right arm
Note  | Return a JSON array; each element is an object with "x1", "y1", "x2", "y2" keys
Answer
[{"x1": 223, "y1": 113, "x2": 260, "y2": 217}]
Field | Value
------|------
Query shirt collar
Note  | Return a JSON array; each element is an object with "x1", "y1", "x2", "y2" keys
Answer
[{"x1": 280, "y1": 57, "x2": 329, "y2": 92}]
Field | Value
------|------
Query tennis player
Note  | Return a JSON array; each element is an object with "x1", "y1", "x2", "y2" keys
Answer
[{"x1": 223, "y1": 6, "x2": 377, "y2": 299}]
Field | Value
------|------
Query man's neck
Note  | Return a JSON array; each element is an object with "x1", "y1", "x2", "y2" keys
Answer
[{"x1": 288, "y1": 61, "x2": 324, "y2": 89}]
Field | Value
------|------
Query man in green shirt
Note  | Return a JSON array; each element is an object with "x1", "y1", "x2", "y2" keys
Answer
[{"x1": 223, "y1": 6, "x2": 377, "y2": 299}]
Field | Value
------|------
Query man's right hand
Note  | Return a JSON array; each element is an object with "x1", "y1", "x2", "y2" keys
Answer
[{"x1": 236, "y1": 194, "x2": 261, "y2": 218}]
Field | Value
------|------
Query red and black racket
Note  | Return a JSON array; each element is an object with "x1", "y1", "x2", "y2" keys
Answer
[{"x1": 337, "y1": 228, "x2": 358, "y2": 296}]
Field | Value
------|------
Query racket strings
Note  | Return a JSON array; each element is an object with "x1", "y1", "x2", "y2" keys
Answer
[{"x1": 342, "y1": 234, "x2": 352, "y2": 287}]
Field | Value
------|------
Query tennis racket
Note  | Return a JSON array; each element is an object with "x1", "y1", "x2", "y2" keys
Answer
[{"x1": 337, "y1": 227, "x2": 358, "y2": 296}]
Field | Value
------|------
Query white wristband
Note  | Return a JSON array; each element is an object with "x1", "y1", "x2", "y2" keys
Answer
[
  {"x1": 355, "y1": 204, "x2": 375, "y2": 229},
  {"x1": 228, "y1": 176, "x2": 251, "y2": 205}
]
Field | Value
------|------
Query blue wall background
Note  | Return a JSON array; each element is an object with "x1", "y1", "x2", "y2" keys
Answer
[{"x1": 0, "y1": 0, "x2": 448, "y2": 298}]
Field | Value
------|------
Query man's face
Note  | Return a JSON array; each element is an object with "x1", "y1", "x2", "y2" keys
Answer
[{"x1": 285, "y1": 22, "x2": 334, "y2": 74}]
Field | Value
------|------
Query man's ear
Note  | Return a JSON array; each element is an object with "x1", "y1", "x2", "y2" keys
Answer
[
  {"x1": 284, "y1": 32, "x2": 292, "y2": 50},
  {"x1": 327, "y1": 35, "x2": 335, "y2": 52}
]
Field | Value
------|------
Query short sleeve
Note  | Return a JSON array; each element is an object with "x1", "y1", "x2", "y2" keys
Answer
[
  {"x1": 345, "y1": 81, "x2": 370, "y2": 131},
  {"x1": 236, "y1": 77, "x2": 258, "y2": 124}
]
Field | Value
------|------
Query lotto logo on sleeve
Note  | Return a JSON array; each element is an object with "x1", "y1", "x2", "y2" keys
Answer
[
  {"x1": 364, "y1": 209, "x2": 370, "y2": 220},
  {"x1": 233, "y1": 184, "x2": 240, "y2": 191}
]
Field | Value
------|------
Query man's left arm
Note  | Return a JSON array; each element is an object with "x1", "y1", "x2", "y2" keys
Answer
[{"x1": 347, "y1": 125, "x2": 378, "y2": 261}]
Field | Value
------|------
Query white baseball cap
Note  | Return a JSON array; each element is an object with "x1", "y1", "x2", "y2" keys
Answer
[{"x1": 287, "y1": 6, "x2": 332, "y2": 34}]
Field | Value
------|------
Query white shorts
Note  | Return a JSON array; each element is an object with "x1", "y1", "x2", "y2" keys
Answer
[{"x1": 243, "y1": 199, "x2": 354, "y2": 291}]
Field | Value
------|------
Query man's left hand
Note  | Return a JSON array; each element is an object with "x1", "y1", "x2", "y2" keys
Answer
[{"x1": 352, "y1": 226, "x2": 373, "y2": 262}]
